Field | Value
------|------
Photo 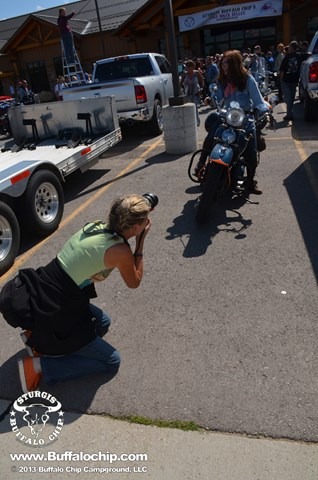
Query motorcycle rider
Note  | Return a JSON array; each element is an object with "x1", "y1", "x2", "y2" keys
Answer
[{"x1": 195, "y1": 49, "x2": 269, "y2": 195}]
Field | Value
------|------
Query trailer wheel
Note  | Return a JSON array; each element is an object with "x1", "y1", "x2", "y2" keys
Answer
[
  {"x1": 0, "y1": 201, "x2": 20, "y2": 276},
  {"x1": 20, "y1": 170, "x2": 64, "y2": 237}
]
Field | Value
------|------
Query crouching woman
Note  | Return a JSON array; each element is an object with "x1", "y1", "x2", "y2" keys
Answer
[{"x1": 0, "y1": 194, "x2": 155, "y2": 393}]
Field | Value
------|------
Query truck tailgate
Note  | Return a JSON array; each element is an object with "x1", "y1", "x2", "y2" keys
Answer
[{"x1": 62, "y1": 80, "x2": 138, "y2": 111}]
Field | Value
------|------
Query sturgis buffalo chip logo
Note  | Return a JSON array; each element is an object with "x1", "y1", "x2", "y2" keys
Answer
[{"x1": 10, "y1": 391, "x2": 64, "y2": 447}]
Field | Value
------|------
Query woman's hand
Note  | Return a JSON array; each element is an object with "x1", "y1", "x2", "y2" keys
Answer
[
  {"x1": 104, "y1": 218, "x2": 152, "y2": 288},
  {"x1": 136, "y1": 218, "x2": 152, "y2": 243},
  {"x1": 135, "y1": 218, "x2": 151, "y2": 255}
]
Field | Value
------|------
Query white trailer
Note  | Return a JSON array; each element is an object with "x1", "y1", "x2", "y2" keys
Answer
[{"x1": 0, "y1": 96, "x2": 121, "y2": 276}]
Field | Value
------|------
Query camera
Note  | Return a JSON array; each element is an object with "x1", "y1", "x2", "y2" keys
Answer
[{"x1": 143, "y1": 192, "x2": 159, "y2": 210}]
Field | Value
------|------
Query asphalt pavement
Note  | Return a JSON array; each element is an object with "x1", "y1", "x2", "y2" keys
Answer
[{"x1": 1, "y1": 97, "x2": 318, "y2": 479}]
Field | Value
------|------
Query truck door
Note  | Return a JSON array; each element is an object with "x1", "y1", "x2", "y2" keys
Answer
[{"x1": 155, "y1": 55, "x2": 174, "y2": 102}]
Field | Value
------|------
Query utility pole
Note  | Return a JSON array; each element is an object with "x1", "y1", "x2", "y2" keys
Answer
[
  {"x1": 164, "y1": 0, "x2": 184, "y2": 103},
  {"x1": 94, "y1": 0, "x2": 106, "y2": 57},
  {"x1": 162, "y1": 0, "x2": 197, "y2": 154}
]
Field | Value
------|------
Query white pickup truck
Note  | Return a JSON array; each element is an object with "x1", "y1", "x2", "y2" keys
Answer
[
  {"x1": 62, "y1": 53, "x2": 174, "y2": 135},
  {"x1": 299, "y1": 30, "x2": 318, "y2": 121},
  {"x1": 0, "y1": 96, "x2": 121, "y2": 276}
]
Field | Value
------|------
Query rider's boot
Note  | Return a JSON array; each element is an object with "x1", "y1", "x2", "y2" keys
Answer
[
  {"x1": 194, "y1": 151, "x2": 208, "y2": 177},
  {"x1": 246, "y1": 178, "x2": 263, "y2": 195},
  {"x1": 194, "y1": 131, "x2": 214, "y2": 177}
]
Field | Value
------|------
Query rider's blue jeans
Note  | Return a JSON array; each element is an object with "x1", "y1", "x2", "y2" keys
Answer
[{"x1": 40, "y1": 304, "x2": 121, "y2": 386}]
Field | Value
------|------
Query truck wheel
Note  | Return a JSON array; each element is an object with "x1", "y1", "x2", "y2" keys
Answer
[
  {"x1": 148, "y1": 99, "x2": 163, "y2": 136},
  {"x1": 20, "y1": 170, "x2": 64, "y2": 237},
  {"x1": 0, "y1": 201, "x2": 20, "y2": 276},
  {"x1": 304, "y1": 91, "x2": 317, "y2": 122}
]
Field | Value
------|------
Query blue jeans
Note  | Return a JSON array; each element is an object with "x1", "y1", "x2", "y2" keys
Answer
[
  {"x1": 40, "y1": 304, "x2": 121, "y2": 386},
  {"x1": 191, "y1": 94, "x2": 201, "y2": 127},
  {"x1": 61, "y1": 33, "x2": 75, "y2": 64},
  {"x1": 281, "y1": 81, "x2": 297, "y2": 119}
]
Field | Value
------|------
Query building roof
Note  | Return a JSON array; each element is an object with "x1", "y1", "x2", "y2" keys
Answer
[{"x1": 0, "y1": 0, "x2": 150, "y2": 48}]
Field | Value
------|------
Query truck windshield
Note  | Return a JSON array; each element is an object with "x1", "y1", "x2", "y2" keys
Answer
[{"x1": 95, "y1": 58, "x2": 154, "y2": 82}]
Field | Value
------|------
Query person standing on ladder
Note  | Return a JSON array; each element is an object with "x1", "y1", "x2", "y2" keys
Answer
[{"x1": 58, "y1": 7, "x2": 76, "y2": 65}]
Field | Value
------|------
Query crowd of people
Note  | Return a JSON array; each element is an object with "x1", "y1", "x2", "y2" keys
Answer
[
  {"x1": 16, "y1": 79, "x2": 35, "y2": 104},
  {"x1": 20, "y1": 37, "x2": 310, "y2": 111},
  {"x1": 178, "y1": 39, "x2": 309, "y2": 197},
  {"x1": 179, "y1": 39, "x2": 309, "y2": 123}
]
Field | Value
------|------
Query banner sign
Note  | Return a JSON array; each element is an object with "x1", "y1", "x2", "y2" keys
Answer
[{"x1": 178, "y1": 0, "x2": 283, "y2": 32}]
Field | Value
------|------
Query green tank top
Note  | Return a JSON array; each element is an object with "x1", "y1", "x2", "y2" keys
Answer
[{"x1": 57, "y1": 222, "x2": 124, "y2": 288}]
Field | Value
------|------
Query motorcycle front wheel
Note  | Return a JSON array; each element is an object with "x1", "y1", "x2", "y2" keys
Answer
[{"x1": 195, "y1": 162, "x2": 226, "y2": 224}]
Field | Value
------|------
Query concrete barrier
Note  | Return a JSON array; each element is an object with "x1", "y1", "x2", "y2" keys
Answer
[{"x1": 162, "y1": 103, "x2": 198, "y2": 155}]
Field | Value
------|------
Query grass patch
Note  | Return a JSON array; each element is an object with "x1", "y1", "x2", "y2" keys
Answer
[{"x1": 112, "y1": 415, "x2": 201, "y2": 431}]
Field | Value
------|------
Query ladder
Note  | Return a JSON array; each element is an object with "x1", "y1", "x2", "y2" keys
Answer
[{"x1": 61, "y1": 40, "x2": 86, "y2": 87}]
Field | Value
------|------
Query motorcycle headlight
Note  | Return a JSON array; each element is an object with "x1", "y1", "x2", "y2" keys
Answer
[
  {"x1": 226, "y1": 108, "x2": 245, "y2": 127},
  {"x1": 221, "y1": 128, "x2": 236, "y2": 144}
]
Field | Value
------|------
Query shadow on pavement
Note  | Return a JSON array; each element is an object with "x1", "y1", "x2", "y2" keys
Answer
[
  {"x1": 284, "y1": 152, "x2": 318, "y2": 283},
  {"x1": 12, "y1": 148, "x2": 179, "y2": 265},
  {"x1": 280, "y1": 101, "x2": 318, "y2": 141},
  {"x1": 101, "y1": 124, "x2": 163, "y2": 158},
  {"x1": 166, "y1": 188, "x2": 253, "y2": 258}
]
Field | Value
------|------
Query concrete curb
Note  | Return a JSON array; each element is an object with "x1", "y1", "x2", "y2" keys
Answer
[{"x1": 1, "y1": 400, "x2": 318, "y2": 480}]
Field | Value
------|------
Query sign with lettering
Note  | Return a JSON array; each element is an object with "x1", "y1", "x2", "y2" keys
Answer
[{"x1": 178, "y1": 1, "x2": 283, "y2": 32}]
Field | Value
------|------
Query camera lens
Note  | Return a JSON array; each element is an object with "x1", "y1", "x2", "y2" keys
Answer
[{"x1": 143, "y1": 192, "x2": 158, "y2": 210}]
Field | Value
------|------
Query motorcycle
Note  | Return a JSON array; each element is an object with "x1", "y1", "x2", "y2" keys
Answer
[
  {"x1": 20, "y1": 91, "x2": 36, "y2": 105},
  {"x1": 0, "y1": 96, "x2": 14, "y2": 137},
  {"x1": 250, "y1": 56, "x2": 271, "y2": 101},
  {"x1": 268, "y1": 70, "x2": 278, "y2": 90},
  {"x1": 188, "y1": 84, "x2": 273, "y2": 224}
]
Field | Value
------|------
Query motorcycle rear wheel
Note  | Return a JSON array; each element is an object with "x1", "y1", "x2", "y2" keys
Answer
[{"x1": 196, "y1": 162, "x2": 226, "y2": 224}]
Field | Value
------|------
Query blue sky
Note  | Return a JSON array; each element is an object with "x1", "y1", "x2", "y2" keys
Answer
[{"x1": 0, "y1": 1, "x2": 74, "y2": 20}]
